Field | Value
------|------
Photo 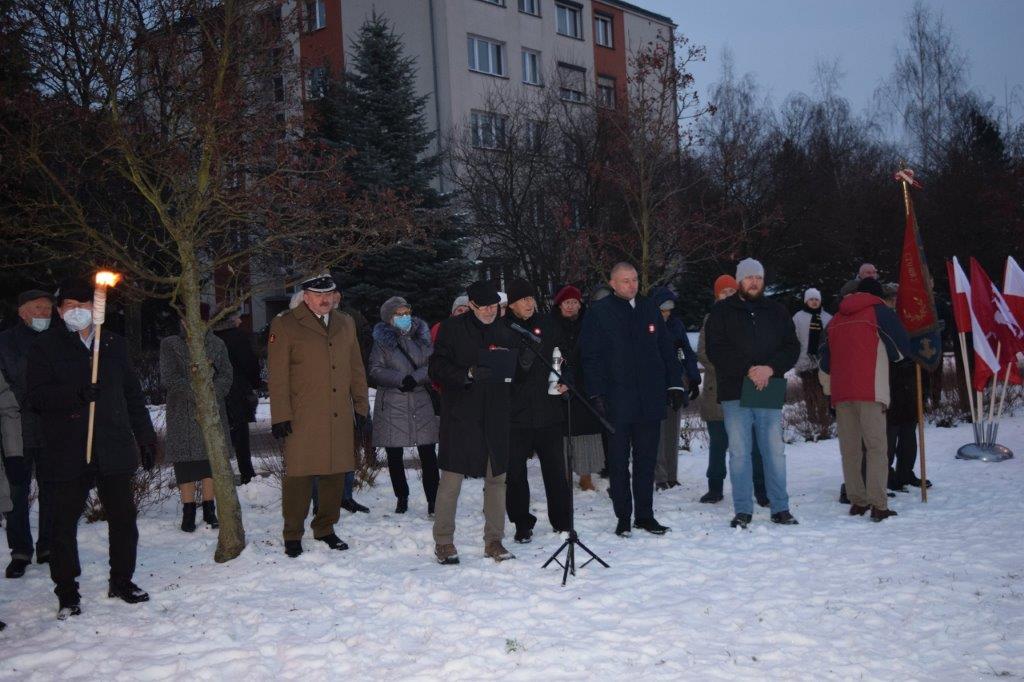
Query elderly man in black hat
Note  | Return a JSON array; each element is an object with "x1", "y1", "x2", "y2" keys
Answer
[
  {"x1": 268, "y1": 273, "x2": 370, "y2": 558},
  {"x1": 428, "y1": 280, "x2": 523, "y2": 564},
  {"x1": 0, "y1": 289, "x2": 57, "y2": 578},
  {"x1": 25, "y1": 278, "x2": 157, "y2": 619}
]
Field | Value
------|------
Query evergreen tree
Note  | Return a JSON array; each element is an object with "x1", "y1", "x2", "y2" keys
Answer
[{"x1": 318, "y1": 12, "x2": 472, "y2": 323}]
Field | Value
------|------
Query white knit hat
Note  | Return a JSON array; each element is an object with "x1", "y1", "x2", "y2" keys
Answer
[
  {"x1": 735, "y1": 258, "x2": 765, "y2": 282},
  {"x1": 804, "y1": 287, "x2": 822, "y2": 302}
]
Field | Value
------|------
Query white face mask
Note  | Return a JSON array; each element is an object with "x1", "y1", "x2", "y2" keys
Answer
[
  {"x1": 30, "y1": 317, "x2": 51, "y2": 332},
  {"x1": 62, "y1": 308, "x2": 93, "y2": 332}
]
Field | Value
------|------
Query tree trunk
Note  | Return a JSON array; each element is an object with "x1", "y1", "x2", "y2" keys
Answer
[{"x1": 179, "y1": 246, "x2": 246, "y2": 562}]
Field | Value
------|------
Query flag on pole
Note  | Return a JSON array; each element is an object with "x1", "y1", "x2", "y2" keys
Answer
[
  {"x1": 1005, "y1": 256, "x2": 1024, "y2": 328},
  {"x1": 895, "y1": 198, "x2": 942, "y2": 369},
  {"x1": 968, "y1": 258, "x2": 1016, "y2": 389},
  {"x1": 946, "y1": 257, "x2": 972, "y2": 334}
]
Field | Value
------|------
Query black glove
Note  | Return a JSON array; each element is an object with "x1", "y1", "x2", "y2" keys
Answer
[
  {"x1": 591, "y1": 395, "x2": 607, "y2": 418},
  {"x1": 139, "y1": 443, "x2": 157, "y2": 471},
  {"x1": 355, "y1": 413, "x2": 372, "y2": 438},
  {"x1": 668, "y1": 389, "x2": 686, "y2": 411},
  {"x1": 687, "y1": 384, "x2": 700, "y2": 402},
  {"x1": 271, "y1": 420, "x2": 293, "y2": 439},
  {"x1": 78, "y1": 383, "x2": 98, "y2": 404},
  {"x1": 400, "y1": 375, "x2": 417, "y2": 392}
]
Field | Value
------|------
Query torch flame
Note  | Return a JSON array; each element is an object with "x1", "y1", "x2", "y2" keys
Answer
[{"x1": 95, "y1": 271, "x2": 121, "y2": 287}]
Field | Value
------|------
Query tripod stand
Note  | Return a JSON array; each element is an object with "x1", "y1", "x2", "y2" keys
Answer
[{"x1": 508, "y1": 325, "x2": 612, "y2": 585}]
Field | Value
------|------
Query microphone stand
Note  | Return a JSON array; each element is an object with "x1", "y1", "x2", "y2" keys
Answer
[{"x1": 510, "y1": 326, "x2": 613, "y2": 585}]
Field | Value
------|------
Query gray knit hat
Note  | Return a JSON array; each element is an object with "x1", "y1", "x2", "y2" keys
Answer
[
  {"x1": 735, "y1": 258, "x2": 765, "y2": 282},
  {"x1": 451, "y1": 294, "x2": 469, "y2": 314},
  {"x1": 380, "y1": 295, "x2": 411, "y2": 323}
]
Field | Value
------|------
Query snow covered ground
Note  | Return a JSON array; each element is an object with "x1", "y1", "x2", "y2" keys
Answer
[{"x1": 1, "y1": 415, "x2": 1022, "y2": 680}]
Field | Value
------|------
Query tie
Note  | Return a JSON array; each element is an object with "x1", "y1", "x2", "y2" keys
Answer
[{"x1": 321, "y1": 314, "x2": 329, "y2": 329}]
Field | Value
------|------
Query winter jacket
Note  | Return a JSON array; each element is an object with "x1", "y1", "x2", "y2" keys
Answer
[
  {"x1": 428, "y1": 312, "x2": 522, "y2": 477},
  {"x1": 26, "y1": 326, "x2": 155, "y2": 482},
  {"x1": 214, "y1": 325, "x2": 262, "y2": 426},
  {"x1": 704, "y1": 294, "x2": 800, "y2": 403},
  {"x1": 0, "y1": 369, "x2": 23, "y2": 461},
  {"x1": 503, "y1": 312, "x2": 566, "y2": 430},
  {"x1": 887, "y1": 357, "x2": 927, "y2": 424},
  {"x1": 0, "y1": 322, "x2": 45, "y2": 449},
  {"x1": 650, "y1": 287, "x2": 701, "y2": 387},
  {"x1": 268, "y1": 304, "x2": 370, "y2": 477},
  {"x1": 819, "y1": 292, "x2": 912, "y2": 408},
  {"x1": 792, "y1": 308, "x2": 833, "y2": 372},
  {"x1": 580, "y1": 293, "x2": 684, "y2": 425},
  {"x1": 553, "y1": 311, "x2": 603, "y2": 436},
  {"x1": 159, "y1": 333, "x2": 234, "y2": 464},
  {"x1": 696, "y1": 315, "x2": 723, "y2": 422},
  {"x1": 368, "y1": 317, "x2": 439, "y2": 448}
]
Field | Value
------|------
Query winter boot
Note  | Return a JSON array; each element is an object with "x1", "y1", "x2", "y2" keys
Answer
[
  {"x1": 315, "y1": 534, "x2": 349, "y2": 551},
  {"x1": 484, "y1": 541, "x2": 515, "y2": 562},
  {"x1": 514, "y1": 514, "x2": 537, "y2": 544},
  {"x1": 435, "y1": 543, "x2": 459, "y2": 565},
  {"x1": 341, "y1": 498, "x2": 370, "y2": 514},
  {"x1": 770, "y1": 510, "x2": 799, "y2": 525},
  {"x1": 849, "y1": 504, "x2": 870, "y2": 516},
  {"x1": 57, "y1": 590, "x2": 82, "y2": 620},
  {"x1": 202, "y1": 500, "x2": 219, "y2": 529},
  {"x1": 871, "y1": 507, "x2": 898, "y2": 523},
  {"x1": 634, "y1": 518, "x2": 670, "y2": 535},
  {"x1": 579, "y1": 474, "x2": 596, "y2": 491},
  {"x1": 180, "y1": 503, "x2": 197, "y2": 533},
  {"x1": 395, "y1": 496, "x2": 408, "y2": 514},
  {"x1": 284, "y1": 540, "x2": 303, "y2": 558},
  {"x1": 108, "y1": 580, "x2": 149, "y2": 604},
  {"x1": 5, "y1": 558, "x2": 29, "y2": 579},
  {"x1": 615, "y1": 517, "x2": 632, "y2": 537},
  {"x1": 730, "y1": 513, "x2": 752, "y2": 529}
]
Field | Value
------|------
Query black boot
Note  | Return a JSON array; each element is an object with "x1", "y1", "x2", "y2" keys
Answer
[
  {"x1": 202, "y1": 500, "x2": 219, "y2": 529},
  {"x1": 315, "y1": 533, "x2": 349, "y2": 551},
  {"x1": 615, "y1": 517, "x2": 632, "y2": 537},
  {"x1": 395, "y1": 496, "x2": 408, "y2": 514},
  {"x1": 57, "y1": 587, "x2": 82, "y2": 620},
  {"x1": 108, "y1": 580, "x2": 149, "y2": 604},
  {"x1": 514, "y1": 514, "x2": 537, "y2": 544},
  {"x1": 730, "y1": 513, "x2": 752, "y2": 529},
  {"x1": 634, "y1": 518, "x2": 670, "y2": 535},
  {"x1": 180, "y1": 503, "x2": 197, "y2": 533},
  {"x1": 284, "y1": 540, "x2": 303, "y2": 558},
  {"x1": 838, "y1": 484, "x2": 850, "y2": 504},
  {"x1": 5, "y1": 558, "x2": 29, "y2": 579}
]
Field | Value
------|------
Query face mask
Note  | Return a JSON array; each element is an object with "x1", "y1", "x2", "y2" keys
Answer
[
  {"x1": 62, "y1": 308, "x2": 93, "y2": 332},
  {"x1": 393, "y1": 314, "x2": 412, "y2": 332},
  {"x1": 30, "y1": 317, "x2": 51, "y2": 332}
]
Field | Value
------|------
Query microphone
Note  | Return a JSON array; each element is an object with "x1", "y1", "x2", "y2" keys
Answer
[{"x1": 509, "y1": 322, "x2": 541, "y2": 343}]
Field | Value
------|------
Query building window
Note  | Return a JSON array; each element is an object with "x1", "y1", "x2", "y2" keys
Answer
[
  {"x1": 555, "y1": 3, "x2": 582, "y2": 39},
  {"x1": 471, "y1": 110, "x2": 507, "y2": 149},
  {"x1": 305, "y1": 0, "x2": 326, "y2": 32},
  {"x1": 468, "y1": 36, "x2": 506, "y2": 77},
  {"x1": 305, "y1": 66, "x2": 328, "y2": 100},
  {"x1": 597, "y1": 76, "x2": 616, "y2": 108},
  {"x1": 518, "y1": 0, "x2": 540, "y2": 15},
  {"x1": 524, "y1": 120, "x2": 545, "y2": 150},
  {"x1": 558, "y1": 63, "x2": 586, "y2": 102},
  {"x1": 477, "y1": 0, "x2": 505, "y2": 5},
  {"x1": 594, "y1": 14, "x2": 613, "y2": 47},
  {"x1": 521, "y1": 49, "x2": 542, "y2": 85}
]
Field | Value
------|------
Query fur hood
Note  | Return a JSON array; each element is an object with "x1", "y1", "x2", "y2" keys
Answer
[{"x1": 372, "y1": 317, "x2": 430, "y2": 349}]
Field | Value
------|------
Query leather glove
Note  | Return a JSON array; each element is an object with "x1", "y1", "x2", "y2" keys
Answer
[
  {"x1": 687, "y1": 384, "x2": 700, "y2": 402},
  {"x1": 78, "y1": 383, "x2": 98, "y2": 404},
  {"x1": 668, "y1": 389, "x2": 686, "y2": 411},
  {"x1": 271, "y1": 420, "x2": 293, "y2": 439},
  {"x1": 355, "y1": 413, "x2": 372, "y2": 438},
  {"x1": 400, "y1": 375, "x2": 417, "y2": 392},
  {"x1": 139, "y1": 443, "x2": 157, "y2": 471}
]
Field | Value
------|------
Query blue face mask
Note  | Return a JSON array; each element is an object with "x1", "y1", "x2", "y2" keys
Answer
[{"x1": 393, "y1": 314, "x2": 412, "y2": 332}]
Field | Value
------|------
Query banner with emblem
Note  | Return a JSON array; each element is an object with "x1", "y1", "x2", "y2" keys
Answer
[{"x1": 894, "y1": 169, "x2": 943, "y2": 370}]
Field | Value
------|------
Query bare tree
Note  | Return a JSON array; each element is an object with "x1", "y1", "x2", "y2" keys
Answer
[{"x1": 1, "y1": 0, "x2": 416, "y2": 561}]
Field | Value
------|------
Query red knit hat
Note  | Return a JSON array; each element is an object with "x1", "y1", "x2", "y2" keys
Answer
[
  {"x1": 713, "y1": 275, "x2": 739, "y2": 300},
  {"x1": 553, "y1": 285, "x2": 582, "y2": 307}
]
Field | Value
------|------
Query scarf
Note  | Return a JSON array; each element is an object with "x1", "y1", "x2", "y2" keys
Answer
[{"x1": 804, "y1": 304, "x2": 823, "y2": 357}]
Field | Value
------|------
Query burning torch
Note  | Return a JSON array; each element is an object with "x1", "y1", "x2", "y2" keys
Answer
[{"x1": 86, "y1": 271, "x2": 121, "y2": 464}]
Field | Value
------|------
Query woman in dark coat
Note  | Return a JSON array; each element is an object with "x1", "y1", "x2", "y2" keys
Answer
[
  {"x1": 160, "y1": 325, "x2": 233, "y2": 532},
  {"x1": 551, "y1": 285, "x2": 604, "y2": 491},
  {"x1": 368, "y1": 296, "x2": 440, "y2": 515}
]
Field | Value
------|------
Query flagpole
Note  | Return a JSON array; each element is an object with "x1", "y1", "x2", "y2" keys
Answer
[
  {"x1": 956, "y1": 332, "x2": 978, "y2": 441},
  {"x1": 898, "y1": 173, "x2": 929, "y2": 503},
  {"x1": 991, "y1": 361, "x2": 1012, "y2": 445},
  {"x1": 986, "y1": 342, "x2": 1001, "y2": 444}
]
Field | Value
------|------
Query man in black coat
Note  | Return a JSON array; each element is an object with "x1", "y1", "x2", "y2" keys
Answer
[
  {"x1": 0, "y1": 289, "x2": 56, "y2": 577},
  {"x1": 26, "y1": 279, "x2": 157, "y2": 619},
  {"x1": 214, "y1": 314, "x2": 261, "y2": 484},
  {"x1": 428, "y1": 280, "x2": 523, "y2": 565},
  {"x1": 580, "y1": 263, "x2": 685, "y2": 537},
  {"x1": 502, "y1": 279, "x2": 571, "y2": 543},
  {"x1": 705, "y1": 258, "x2": 801, "y2": 529}
]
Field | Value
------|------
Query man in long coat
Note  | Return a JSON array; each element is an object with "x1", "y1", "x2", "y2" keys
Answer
[
  {"x1": 268, "y1": 274, "x2": 370, "y2": 558},
  {"x1": 428, "y1": 280, "x2": 522, "y2": 565}
]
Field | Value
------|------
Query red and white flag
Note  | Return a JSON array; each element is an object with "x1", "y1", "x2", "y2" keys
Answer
[
  {"x1": 947, "y1": 257, "x2": 972, "y2": 334},
  {"x1": 969, "y1": 258, "x2": 1020, "y2": 389},
  {"x1": 1005, "y1": 256, "x2": 1024, "y2": 327}
]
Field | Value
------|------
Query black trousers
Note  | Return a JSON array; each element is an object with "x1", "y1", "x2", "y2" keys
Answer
[
  {"x1": 506, "y1": 424, "x2": 572, "y2": 531},
  {"x1": 49, "y1": 471, "x2": 138, "y2": 599},
  {"x1": 887, "y1": 421, "x2": 918, "y2": 485},
  {"x1": 385, "y1": 444, "x2": 440, "y2": 507},
  {"x1": 229, "y1": 420, "x2": 255, "y2": 479},
  {"x1": 3, "y1": 448, "x2": 53, "y2": 561},
  {"x1": 607, "y1": 420, "x2": 660, "y2": 522}
]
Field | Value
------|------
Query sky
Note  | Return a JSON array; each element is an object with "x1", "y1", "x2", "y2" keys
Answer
[{"x1": 643, "y1": 0, "x2": 1024, "y2": 129}]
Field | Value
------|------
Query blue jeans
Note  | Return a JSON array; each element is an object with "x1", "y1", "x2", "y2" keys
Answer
[{"x1": 720, "y1": 401, "x2": 789, "y2": 515}]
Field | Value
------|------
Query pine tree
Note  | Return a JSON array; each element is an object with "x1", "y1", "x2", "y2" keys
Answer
[{"x1": 319, "y1": 12, "x2": 473, "y2": 324}]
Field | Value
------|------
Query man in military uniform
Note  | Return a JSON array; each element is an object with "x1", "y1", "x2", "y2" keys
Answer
[{"x1": 268, "y1": 274, "x2": 370, "y2": 558}]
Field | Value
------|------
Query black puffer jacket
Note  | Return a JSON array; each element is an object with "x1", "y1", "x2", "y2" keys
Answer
[{"x1": 504, "y1": 312, "x2": 565, "y2": 430}]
